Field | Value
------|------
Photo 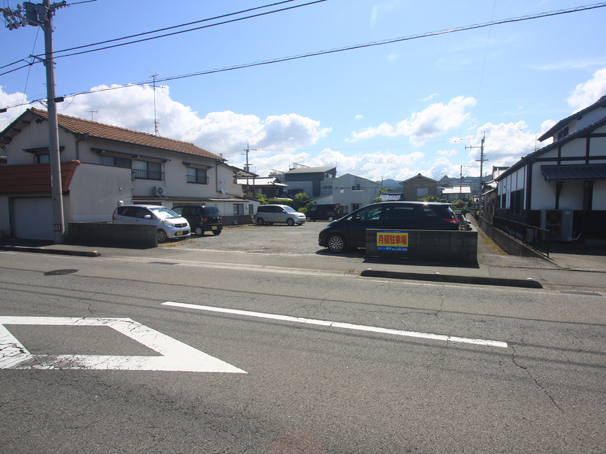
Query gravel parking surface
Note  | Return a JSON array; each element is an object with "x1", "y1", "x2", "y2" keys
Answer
[{"x1": 163, "y1": 221, "x2": 332, "y2": 255}]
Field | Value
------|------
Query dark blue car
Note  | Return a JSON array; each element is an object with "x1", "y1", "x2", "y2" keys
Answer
[{"x1": 318, "y1": 202, "x2": 459, "y2": 253}]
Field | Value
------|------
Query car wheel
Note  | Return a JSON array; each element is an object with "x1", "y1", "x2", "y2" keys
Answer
[
  {"x1": 257, "y1": 218, "x2": 265, "y2": 225},
  {"x1": 327, "y1": 234, "x2": 346, "y2": 253},
  {"x1": 157, "y1": 229, "x2": 168, "y2": 243},
  {"x1": 194, "y1": 226, "x2": 204, "y2": 236},
  {"x1": 306, "y1": 216, "x2": 311, "y2": 222},
  {"x1": 287, "y1": 218, "x2": 295, "y2": 226},
  {"x1": 212, "y1": 230, "x2": 221, "y2": 236}
]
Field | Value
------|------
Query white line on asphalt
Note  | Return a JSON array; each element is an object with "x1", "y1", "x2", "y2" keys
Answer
[
  {"x1": 162, "y1": 302, "x2": 509, "y2": 348},
  {"x1": 0, "y1": 316, "x2": 246, "y2": 373}
]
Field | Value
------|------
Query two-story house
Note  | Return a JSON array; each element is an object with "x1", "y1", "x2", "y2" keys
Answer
[
  {"x1": 283, "y1": 166, "x2": 336, "y2": 198},
  {"x1": 0, "y1": 108, "x2": 255, "y2": 240},
  {"x1": 401, "y1": 174, "x2": 439, "y2": 201},
  {"x1": 332, "y1": 174, "x2": 380, "y2": 213},
  {"x1": 493, "y1": 96, "x2": 606, "y2": 244}
]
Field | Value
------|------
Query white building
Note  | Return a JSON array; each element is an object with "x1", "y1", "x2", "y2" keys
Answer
[
  {"x1": 332, "y1": 174, "x2": 381, "y2": 213},
  {"x1": 494, "y1": 96, "x2": 606, "y2": 243},
  {"x1": 0, "y1": 108, "x2": 255, "y2": 240}
]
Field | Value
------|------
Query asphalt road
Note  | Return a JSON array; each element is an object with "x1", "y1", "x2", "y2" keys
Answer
[{"x1": 1, "y1": 228, "x2": 605, "y2": 453}]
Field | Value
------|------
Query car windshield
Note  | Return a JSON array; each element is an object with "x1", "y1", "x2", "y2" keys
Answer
[
  {"x1": 150, "y1": 207, "x2": 180, "y2": 220},
  {"x1": 284, "y1": 206, "x2": 296, "y2": 212}
]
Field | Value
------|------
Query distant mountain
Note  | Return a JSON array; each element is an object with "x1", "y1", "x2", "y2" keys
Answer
[{"x1": 376, "y1": 179, "x2": 401, "y2": 191}]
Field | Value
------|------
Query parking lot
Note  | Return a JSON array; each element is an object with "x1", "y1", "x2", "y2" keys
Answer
[{"x1": 164, "y1": 220, "x2": 331, "y2": 255}]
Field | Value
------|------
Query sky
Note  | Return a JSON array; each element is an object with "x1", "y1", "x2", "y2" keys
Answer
[{"x1": 1, "y1": 0, "x2": 606, "y2": 183}]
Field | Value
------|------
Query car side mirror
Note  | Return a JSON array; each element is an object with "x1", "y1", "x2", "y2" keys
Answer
[{"x1": 144, "y1": 215, "x2": 152, "y2": 219}]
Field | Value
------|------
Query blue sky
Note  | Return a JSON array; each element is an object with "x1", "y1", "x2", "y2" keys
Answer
[{"x1": 2, "y1": 0, "x2": 606, "y2": 182}]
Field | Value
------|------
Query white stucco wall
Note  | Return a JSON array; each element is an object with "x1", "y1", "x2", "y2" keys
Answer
[{"x1": 68, "y1": 163, "x2": 133, "y2": 222}]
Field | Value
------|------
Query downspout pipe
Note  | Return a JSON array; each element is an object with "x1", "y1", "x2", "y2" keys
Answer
[{"x1": 75, "y1": 133, "x2": 88, "y2": 161}]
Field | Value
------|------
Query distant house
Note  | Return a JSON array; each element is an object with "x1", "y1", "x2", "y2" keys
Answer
[
  {"x1": 0, "y1": 108, "x2": 255, "y2": 240},
  {"x1": 401, "y1": 174, "x2": 438, "y2": 201},
  {"x1": 332, "y1": 174, "x2": 380, "y2": 213},
  {"x1": 440, "y1": 186, "x2": 472, "y2": 202},
  {"x1": 493, "y1": 96, "x2": 606, "y2": 244},
  {"x1": 236, "y1": 176, "x2": 288, "y2": 199},
  {"x1": 283, "y1": 166, "x2": 336, "y2": 198}
]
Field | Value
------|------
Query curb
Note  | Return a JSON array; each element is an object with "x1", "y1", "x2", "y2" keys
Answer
[
  {"x1": 0, "y1": 246, "x2": 101, "y2": 257},
  {"x1": 360, "y1": 269, "x2": 543, "y2": 289}
]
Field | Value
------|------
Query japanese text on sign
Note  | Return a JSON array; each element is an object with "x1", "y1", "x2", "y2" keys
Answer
[{"x1": 376, "y1": 230, "x2": 408, "y2": 251}]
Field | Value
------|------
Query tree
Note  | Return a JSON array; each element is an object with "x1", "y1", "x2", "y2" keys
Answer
[
  {"x1": 293, "y1": 192, "x2": 310, "y2": 211},
  {"x1": 255, "y1": 193, "x2": 268, "y2": 205},
  {"x1": 379, "y1": 187, "x2": 392, "y2": 195}
]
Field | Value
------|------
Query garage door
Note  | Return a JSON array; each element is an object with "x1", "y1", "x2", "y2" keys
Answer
[{"x1": 13, "y1": 197, "x2": 54, "y2": 240}]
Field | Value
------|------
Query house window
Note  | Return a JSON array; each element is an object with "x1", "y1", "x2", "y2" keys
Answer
[
  {"x1": 187, "y1": 167, "x2": 208, "y2": 184},
  {"x1": 417, "y1": 187, "x2": 429, "y2": 197},
  {"x1": 557, "y1": 126, "x2": 569, "y2": 140},
  {"x1": 36, "y1": 154, "x2": 49, "y2": 163},
  {"x1": 133, "y1": 160, "x2": 162, "y2": 180},
  {"x1": 99, "y1": 155, "x2": 131, "y2": 168},
  {"x1": 233, "y1": 204, "x2": 244, "y2": 215}
]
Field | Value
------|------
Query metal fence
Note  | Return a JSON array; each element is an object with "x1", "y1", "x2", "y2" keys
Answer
[{"x1": 491, "y1": 215, "x2": 551, "y2": 257}]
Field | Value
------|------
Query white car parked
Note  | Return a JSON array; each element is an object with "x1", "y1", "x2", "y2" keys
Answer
[
  {"x1": 255, "y1": 204, "x2": 306, "y2": 226},
  {"x1": 112, "y1": 205, "x2": 190, "y2": 242}
]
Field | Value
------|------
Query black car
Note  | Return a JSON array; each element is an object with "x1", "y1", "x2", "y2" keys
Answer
[
  {"x1": 318, "y1": 201, "x2": 459, "y2": 253},
  {"x1": 172, "y1": 205, "x2": 222, "y2": 236},
  {"x1": 306, "y1": 203, "x2": 344, "y2": 222}
]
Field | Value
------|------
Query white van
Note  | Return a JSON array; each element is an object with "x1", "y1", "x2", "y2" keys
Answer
[{"x1": 255, "y1": 204, "x2": 306, "y2": 226}]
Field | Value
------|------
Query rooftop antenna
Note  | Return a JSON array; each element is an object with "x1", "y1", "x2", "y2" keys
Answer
[
  {"x1": 148, "y1": 72, "x2": 160, "y2": 135},
  {"x1": 86, "y1": 110, "x2": 97, "y2": 121}
]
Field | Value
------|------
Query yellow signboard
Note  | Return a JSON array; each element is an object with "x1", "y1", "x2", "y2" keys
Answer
[{"x1": 377, "y1": 230, "x2": 408, "y2": 251}]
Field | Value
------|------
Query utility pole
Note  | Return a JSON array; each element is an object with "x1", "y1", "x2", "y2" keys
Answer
[
  {"x1": 2, "y1": 1, "x2": 67, "y2": 243},
  {"x1": 242, "y1": 143, "x2": 257, "y2": 197},
  {"x1": 466, "y1": 132, "x2": 487, "y2": 220}
]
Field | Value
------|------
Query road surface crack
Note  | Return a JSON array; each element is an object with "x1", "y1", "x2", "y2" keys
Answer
[{"x1": 510, "y1": 345, "x2": 564, "y2": 413}]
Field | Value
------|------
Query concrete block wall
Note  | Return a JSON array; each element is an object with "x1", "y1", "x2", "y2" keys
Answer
[
  {"x1": 366, "y1": 229, "x2": 478, "y2": 264},
  {"x1": 68, "y1": 222, "x2": 157, "y2": 248}
]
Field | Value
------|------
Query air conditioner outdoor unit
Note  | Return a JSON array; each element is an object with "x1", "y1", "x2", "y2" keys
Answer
[
  {"x1": 154, "y1": 186, "x2": 166, "y2": 197},
  {"x1": 541, "y1": 209, "x2": 574, "y2": 241}
]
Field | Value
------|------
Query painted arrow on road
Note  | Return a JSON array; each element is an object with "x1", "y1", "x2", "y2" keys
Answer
[{"x1": 0, "y1": 316, "x2": 246, "y2": 373}]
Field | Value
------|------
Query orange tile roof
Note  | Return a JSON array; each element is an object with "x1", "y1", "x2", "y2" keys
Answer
[
  {"x1": 28, "y1": 108, "x2": 224, "y2": 161},
  {"x1": 0, "y1": 160, "x2": 80, "y2": 194}
]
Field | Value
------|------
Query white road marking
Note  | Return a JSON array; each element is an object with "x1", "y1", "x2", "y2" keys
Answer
[
  {"x1": 0, "y1": 316, "x2": 246, "y2": 373},
  {"x1": 163, "y1": 302, "x2": 508, "y2": 348}
]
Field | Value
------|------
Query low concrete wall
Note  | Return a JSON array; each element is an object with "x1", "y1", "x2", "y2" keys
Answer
[
  {"x1": 222, "y1": 215, "x2": 254, "y2": 225},
  {"x1": 68, "y1": 222, "x2": 157, "y2": 248},
  {"x1": 366, "y1": 229, "x2": 477, "y2": 264},
  {"x1": 480, "y1": 219, "x2": 542, "y2": 258}
]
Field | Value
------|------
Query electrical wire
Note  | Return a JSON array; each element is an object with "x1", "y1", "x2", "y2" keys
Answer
[
  {"x1": 0, "y1": 0, "x2": 315, "y2": 72},
  {"x1": 2, "y1": 1, "x2": 606, "y2": 111}
]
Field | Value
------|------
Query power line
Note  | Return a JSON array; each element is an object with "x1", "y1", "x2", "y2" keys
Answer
[
  {"x1": 2, "y1": 2, "x2": 605, "y2": 111},
  {"x1": 0, "y1": 0, "x2": 325, "y2": 72}
]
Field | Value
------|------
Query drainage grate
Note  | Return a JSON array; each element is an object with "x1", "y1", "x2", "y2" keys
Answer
[
  {"x1": 44, "y1": 269, "x2": 79, "y2": 276},
  {"x1": 558, "y1": 290, "x2": 603, "y2": 297}
]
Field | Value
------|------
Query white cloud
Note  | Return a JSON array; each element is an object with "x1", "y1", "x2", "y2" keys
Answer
[
  {"x1": 355, "y1": 114, "x2": 363, "y2": 120},
  {"x1": 348, "y1": 96, "x2": 476, "y2": 146},
  {"x1": 567, "y1": 67, "x2": 606, "y2": 112},
  {"x1": 0, "y1": 86, "x2": 29, "y2": 131},
  {"x1": 419, "y1": 93, "x2": 438, "y2": 102},
  {"x1": 48, "y1": 84, "x2": 330, "y2": 163},
  {"x1": 461, "y1": 122, "x2": 538, "y2": 176}
]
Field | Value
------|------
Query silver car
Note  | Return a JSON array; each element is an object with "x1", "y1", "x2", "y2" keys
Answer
[
  {"x1": 255, "y1": 204, "x2": 306, "y2": 226},
  {"x1": 112, "y1": 205, "x2": 190, "y2": 242}
]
